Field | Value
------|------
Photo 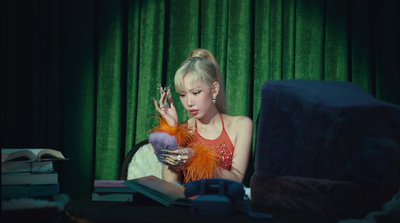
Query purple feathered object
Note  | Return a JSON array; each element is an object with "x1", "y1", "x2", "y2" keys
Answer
[{"x1": 148, "y1": 132, "x2": 178, "y2": 164}]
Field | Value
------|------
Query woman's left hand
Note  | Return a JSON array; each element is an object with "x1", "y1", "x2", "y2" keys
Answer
[
  {"x1": 153, "y1": 86, "x2": 179, "y2": 127},
  {"x1": 163, "y1": 148, "x2": 194, "y2": 166}
]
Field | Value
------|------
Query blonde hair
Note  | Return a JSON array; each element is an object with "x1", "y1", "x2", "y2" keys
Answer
[
  {"x1": 174, "y1": 51, "x2": 227, "y2": 114},
  {"x1": 188, "y1": 49, "x2": 220, "y2": 70}
]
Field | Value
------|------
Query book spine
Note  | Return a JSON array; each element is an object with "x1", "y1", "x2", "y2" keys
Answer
[
  {"x1": 92, "y1": 192, "x2": 134, "y2": 202},
  {"x1": 2, "y1": 184, "x2": 60, "y2": 199},
  {"x1": 2, "y1": 161, "x2": 54, "y2": 173},
  {"x1": 1, "y1": 172, "x2": 58, "y2": 185},
  {"x1": 94, "y1": 187, "x2": 135, "y2": 193},
  {"x1": 94, "y1": 180, "x2": 128, "y2": 188}
]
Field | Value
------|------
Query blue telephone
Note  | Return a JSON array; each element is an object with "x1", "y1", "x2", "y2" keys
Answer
[
  {"x1": 184, "y1": 178, "x2": 273, "y2": 219},
  {"x1": 184, "y1": 178, "x2": 244, "y2": 216}
]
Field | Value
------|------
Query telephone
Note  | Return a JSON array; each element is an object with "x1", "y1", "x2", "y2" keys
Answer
[
  {"x1": 184, "y1": 178, "x2": 244, "y2": 216},
  {"x1": 184, "y1": 178, "x2": 273, "y2": 219}
]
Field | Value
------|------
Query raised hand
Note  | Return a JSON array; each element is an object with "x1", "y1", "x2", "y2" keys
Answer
[{"x1": 153, "y1": 85, "x2": 179, "y2": 127}]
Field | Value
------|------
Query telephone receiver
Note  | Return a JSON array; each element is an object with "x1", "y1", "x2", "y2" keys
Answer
[{"x1": 184, "y1": 178, "x2": 273, "y2": 219}]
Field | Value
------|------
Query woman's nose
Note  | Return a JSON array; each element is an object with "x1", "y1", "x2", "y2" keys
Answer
[{"x1": 187, "y1": 95, "x2": 194, "y2": 107}]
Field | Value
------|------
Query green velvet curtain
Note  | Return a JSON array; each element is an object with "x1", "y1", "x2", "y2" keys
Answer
[{"x1": 1, "y1": 0, "x2": 399, "y2": 199}]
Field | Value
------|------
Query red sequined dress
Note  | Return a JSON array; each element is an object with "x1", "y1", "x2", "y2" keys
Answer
[{"x1": 191, "y1": 114, "x2": 235, "y2": 170}]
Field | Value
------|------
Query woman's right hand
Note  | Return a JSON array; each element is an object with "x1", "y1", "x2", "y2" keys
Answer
[{"x1": 153, "y1": 86, "x2": 179, "y2": 127}]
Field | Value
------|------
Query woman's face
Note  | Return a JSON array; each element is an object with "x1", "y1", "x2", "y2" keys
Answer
[{"x1": 179, "y1": 73, "x2": 214, "y2": 119}]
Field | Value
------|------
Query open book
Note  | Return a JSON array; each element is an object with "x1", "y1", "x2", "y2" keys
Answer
[
  {"x1": 123, "y1": 175, "x2": 191, "y2": 207},
  {"x1": 1, "y1": 148, "x2": 65, "y2": 163}
]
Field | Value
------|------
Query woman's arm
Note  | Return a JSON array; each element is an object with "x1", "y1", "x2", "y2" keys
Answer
[
  {"x1": 162, "y1": 165, "x2": 181, "y2": 183},
  {"x1": 152, "y1": 86, "x2": 182, "y2": 183},
  {"x1": 217, "y1": 116, "x2": 253, "y2": 182}
]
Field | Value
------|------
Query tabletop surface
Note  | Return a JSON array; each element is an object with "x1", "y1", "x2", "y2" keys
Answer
[{"x1": 62, "y1": 194, "x2": 345, "y2": 223}]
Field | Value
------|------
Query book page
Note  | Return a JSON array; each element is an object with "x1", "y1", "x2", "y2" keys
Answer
[
  {"x1": 36, "y1": 149, "x2": 65, "y2": 159},
  {"x1": 2, "y1": 149, "x2": 36, "y2": 162},
  {"x1": 2, "y1": 148, "x2": 65, "y2": 162}
]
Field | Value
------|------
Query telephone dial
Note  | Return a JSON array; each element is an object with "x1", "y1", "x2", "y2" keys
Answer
[{"x1": 184, "y1": 178, "x2": 273, "y2": 219}]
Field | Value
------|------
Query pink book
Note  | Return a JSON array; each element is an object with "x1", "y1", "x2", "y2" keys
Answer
[
  {"x1": 94, "y1": 180, "x2": 129, "y2": 188},
  {"x1": 94, "y1": 180, "x2": 134, "y2": 193}
]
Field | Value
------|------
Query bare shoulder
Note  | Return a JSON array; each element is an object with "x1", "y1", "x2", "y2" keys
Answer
[
  {"x1": 222, "y1": 114, "x2": 253, "y2": 151},
  {"x1": 222, "y1": 114, "x2": 253, "y2": 130}
]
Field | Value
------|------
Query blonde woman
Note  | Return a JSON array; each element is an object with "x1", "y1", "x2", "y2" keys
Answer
[{"x1": 152, "y1": 49, "x2": 253, "y2": 184}]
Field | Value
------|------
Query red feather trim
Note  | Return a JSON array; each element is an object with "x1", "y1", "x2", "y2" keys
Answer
[
  {"x1": 149, "y1": 116, "x2": 191, "y2": 147},
  {"x1": 181, "y1": 143, "x2": 219, "y2": 184},
  {"x1": 149, "y1": 115, "x2": 219, "y2": 183}
]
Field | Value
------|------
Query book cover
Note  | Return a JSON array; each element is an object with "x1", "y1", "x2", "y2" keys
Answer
[
  {"x1": 94, "y1": 180, "x2": 129, "y2": 188},
  {"x1": 2, "y1": 171, "x2": 58, "y2": 185},
  {"x1": 94, "y1": 180, "x2": 135, "y2": 193},
  {"x1": 94, "y1": 187, "x2": 135, "y2": 193},
  {"x1": 1, "y1": 148, "x2": 65, "y2": 163},
  {"x1": 123, "y1": 175, "x2": 191, "y2": 207},
  {"x1": 2, "y1": 183, "x2": 60, "y2": 199},
  {"x1": 2, "y1": 161, "x2": 54, "y2": 173},
  {"x1": 92, "y1": 192, "x2": 134, "y2": 202}
]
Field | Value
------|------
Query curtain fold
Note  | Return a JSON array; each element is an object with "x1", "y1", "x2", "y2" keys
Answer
[
  {"x1": 134, "y1": 0, "x2": 167, "y2": 142},
  {"x1": 1, "y1": 0, "x2": 399, "y2": 199},
  {"x1": 295, "y1": 0, "x2": 325, "y2": 80},
  {"x1": 324, "y1": 0, "x2": 348, "y2": 81},
  {"x1": 351, "y1": 0, "x2": 373, "y2": 93},
  {"x1": 59, "y1": 0, "x2": 98, "y2": 197},
  {"x1": 96, "y1": 0, "x2": 125, "y2": 180},
  {"x1": 59, "y1": 0, "x2": 96, "y2": 197},
  {"x1": 225, "y1": 0, "x2": 253, "y2": 116}
]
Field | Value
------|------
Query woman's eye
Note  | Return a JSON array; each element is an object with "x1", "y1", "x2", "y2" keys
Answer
[
  {"x1": 193, "y1": 91, "x2": 202, "y2": 95},
  {"x1": 179, "y1": 94, "x2": 185, "y2": 98}
]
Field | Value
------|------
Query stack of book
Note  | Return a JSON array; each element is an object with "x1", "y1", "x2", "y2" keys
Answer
[
  {"x1": 1, "y1": 148, "x2": 66, "y2": 200},
  {"x1": 92, "y1": 180, "x2": 135, "y2": 202}
]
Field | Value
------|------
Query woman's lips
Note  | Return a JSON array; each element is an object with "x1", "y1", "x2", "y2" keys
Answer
[{"x1": 189, "y1": 110, "x2": 198, "y2": 116}]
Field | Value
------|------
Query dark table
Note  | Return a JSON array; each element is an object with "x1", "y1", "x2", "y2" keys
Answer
[{"x1": 57, "y1": 193, "x2": 345, "y2": 223}]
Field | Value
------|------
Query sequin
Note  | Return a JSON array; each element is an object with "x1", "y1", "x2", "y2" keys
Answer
[{"x1": 211, "y1": 142, "x2": 233, "y2": 170}]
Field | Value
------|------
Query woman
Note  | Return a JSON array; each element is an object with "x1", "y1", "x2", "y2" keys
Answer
[{"x1": 152, "y1": 49, "x2": 253, "y2": 184}]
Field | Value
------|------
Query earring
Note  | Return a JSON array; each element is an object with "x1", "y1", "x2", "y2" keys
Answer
[{"x1": 212, "y1": 96, "x2": 216, "y2": 104}]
